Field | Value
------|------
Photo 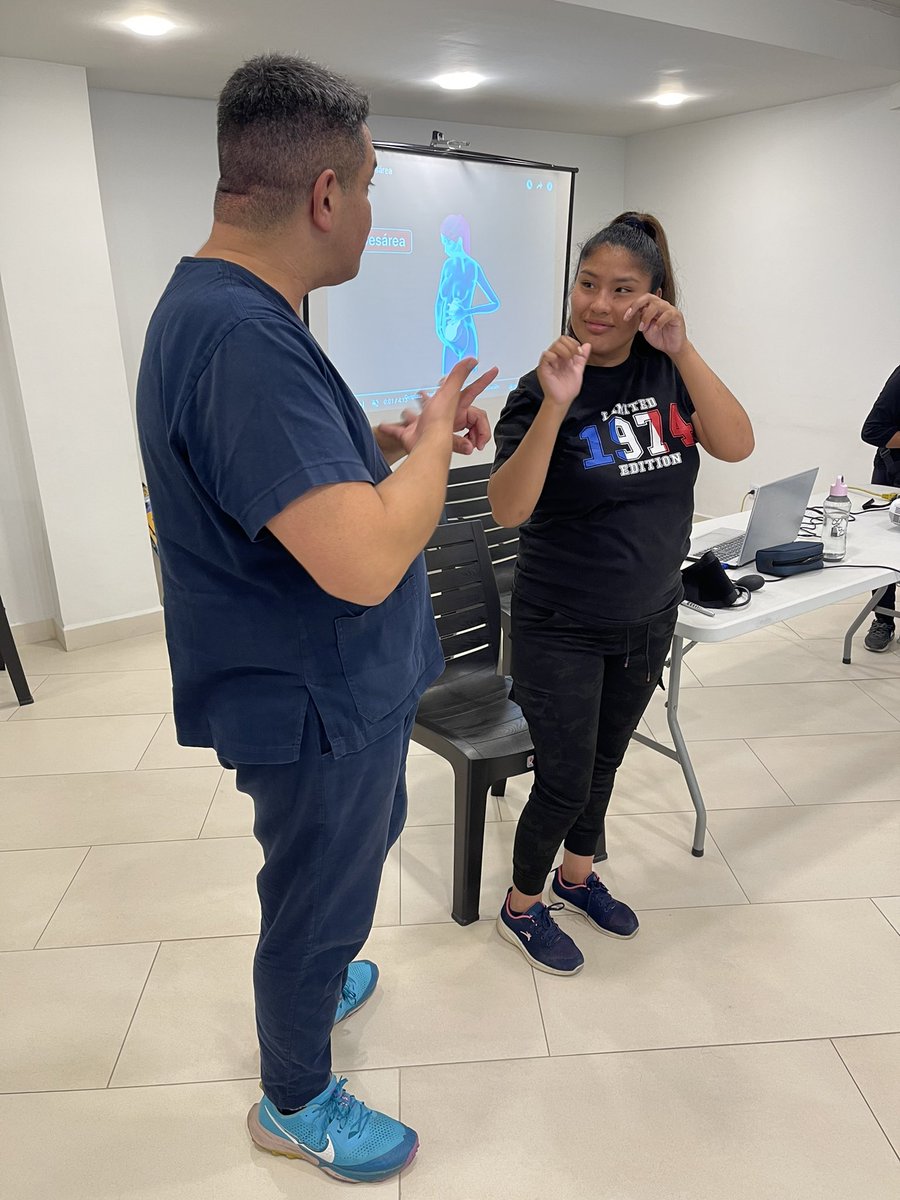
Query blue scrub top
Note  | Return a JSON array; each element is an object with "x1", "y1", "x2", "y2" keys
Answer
[{"x1": 137, "y1": 258, "x2": 443, "y2": 763}]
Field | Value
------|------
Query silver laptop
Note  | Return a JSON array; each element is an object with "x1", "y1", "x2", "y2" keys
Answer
[{"x1": 690, "y1": 468, "x2": 819, "y2": 567}]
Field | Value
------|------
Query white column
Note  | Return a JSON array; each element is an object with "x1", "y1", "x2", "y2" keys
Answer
[{"x1": 0, "y1": 57, "x2": 160, "y2": 648}]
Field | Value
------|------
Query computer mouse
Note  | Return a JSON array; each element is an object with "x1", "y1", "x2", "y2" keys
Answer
[{"x1": 736, "y1": 573, "x2": 765, "y2": 591}]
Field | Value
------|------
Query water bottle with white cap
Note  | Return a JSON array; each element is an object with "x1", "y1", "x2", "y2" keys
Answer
[{"x1": 822, "y1": 475, "x2": 851, "y2": 561}]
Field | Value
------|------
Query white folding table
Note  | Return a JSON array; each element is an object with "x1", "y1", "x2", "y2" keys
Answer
[{"x1": 635, "y1": 505, "x2": 900, "y2": 856}]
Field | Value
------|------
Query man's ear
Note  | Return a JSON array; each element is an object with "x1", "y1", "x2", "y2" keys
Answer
[{"x1": 311, "y1": 168, "x2": 338, "y2": 232}]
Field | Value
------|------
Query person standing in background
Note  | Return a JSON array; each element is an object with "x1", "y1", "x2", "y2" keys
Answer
[{"x1": 861, "y1": 365, "x2": 900, "y2": 651}]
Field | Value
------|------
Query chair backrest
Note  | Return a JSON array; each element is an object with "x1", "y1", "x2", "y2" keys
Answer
[
  {"x1": 422, "y1": 519, "x2": 502, "y2": 670},
  {"x1": 445, "y1": 462, "x2": 518, "y2": 597}
]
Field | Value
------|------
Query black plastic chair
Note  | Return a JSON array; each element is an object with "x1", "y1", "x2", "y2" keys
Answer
[
  {"x1": 0, "y1": 593, "x2": 33, "y2": 706},
  {"x1": 445, "y1": 462, "x2": 519, "y2": 792},
  {"x1": 445, "y1": 460, "x2": 518, "y2": 608},
  {"x1": 413, "y1": 520, "x2": 533, "y2": 925}
]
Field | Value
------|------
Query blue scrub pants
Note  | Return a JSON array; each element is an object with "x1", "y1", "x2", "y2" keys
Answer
[{"x1": 227, "y1": 703, "x2": 414, "y2": 1111}]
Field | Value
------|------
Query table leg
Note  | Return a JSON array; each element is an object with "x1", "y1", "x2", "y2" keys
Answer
[
  {"x1": 665, "y1": 634, "x2": 707, "y2": 857},
  {"x1": 842, "y1": 586, "x2": 888, "y2": 664}
]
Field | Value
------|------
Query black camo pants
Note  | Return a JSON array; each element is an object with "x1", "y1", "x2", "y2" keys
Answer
[{"x1": 510, "y1": 593, "x2": 677, "y2": 895}]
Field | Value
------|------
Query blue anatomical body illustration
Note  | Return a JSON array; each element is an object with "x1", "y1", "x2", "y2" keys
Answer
[{"x1": 435, "y1": 214, "x2": 501, "y2": 374}]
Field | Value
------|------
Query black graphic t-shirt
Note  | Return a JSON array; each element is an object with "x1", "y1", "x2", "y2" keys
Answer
[{"x1": 492, "y1": 341, "x2": 701, "y2": 624}]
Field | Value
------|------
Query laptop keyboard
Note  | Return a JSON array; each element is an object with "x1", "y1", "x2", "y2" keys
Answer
[{"x1": 703, "y1": 536, "x2": 745, "y2": 563}]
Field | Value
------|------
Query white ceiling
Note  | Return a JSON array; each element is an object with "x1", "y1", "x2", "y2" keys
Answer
[{"x1": 1, "y1": 0, "x2": 899, "y2": 135}]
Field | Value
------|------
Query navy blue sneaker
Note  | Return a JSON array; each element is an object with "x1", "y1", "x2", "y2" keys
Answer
[
  {"x1": 550, "y1": 867, "x2": 639, "y2": 939},
  {"x1": 248, "y1": 1075, "x2": 418, "y2": 1183},
  {"x1": 335, "y1": 960, "x2": 379, "y2": 1024},
  {"x1": 496, "y1": 889, "x2": 584, "y2": 975}
]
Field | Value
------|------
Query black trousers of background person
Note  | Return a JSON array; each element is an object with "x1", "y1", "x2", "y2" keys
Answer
[
  {"x1": 509, "y1": 592, "x2": 678, "y2": 897},
  {"x1": 877, "y1": 582, "x2": 897, "y2": 628},
  {"x1": 872, "y1": 460, "x2": 897, "y2": 625}
]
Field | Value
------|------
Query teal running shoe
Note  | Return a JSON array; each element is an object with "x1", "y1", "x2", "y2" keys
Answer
[
  {"x1": 335, "y1": 960, "x2": 379, "y2": 1024},
  {"x1": 248, "y1": 1075, "x2": 419, "y2": 1183}
]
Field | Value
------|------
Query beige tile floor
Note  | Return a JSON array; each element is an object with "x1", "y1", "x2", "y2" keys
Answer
[{"x1": 1, "y1": 625, "x2": 899, "y2": 1198}]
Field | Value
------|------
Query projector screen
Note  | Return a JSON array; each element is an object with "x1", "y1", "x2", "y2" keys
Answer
[{"x1": 306, "y1": 144, "x2": 576, "y2": 458}]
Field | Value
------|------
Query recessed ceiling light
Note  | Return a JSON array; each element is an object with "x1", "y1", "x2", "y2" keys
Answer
[
  {"x1": 121, "y1": 15, "x2": 176, "y2": 37},
  {"x1": 654, "y1": 92, "x2": 687, "y2": 107},
  {"x1": 434, "y1": 72, "x2": 485, "y2": 91}
]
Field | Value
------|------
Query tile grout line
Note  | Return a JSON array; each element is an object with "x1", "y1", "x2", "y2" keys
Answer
[
  {"x1": 133, "y1": 715, "x2": 174, "y2": 772},
  {"x1": 105, "y1": 942, "x2": 163, "y2": 1088},
  {"x1": 8, "y1": 894, "x2": 900, "y2": 957},
  {"x1": 659, "y1": 666, "x2": 900, "y2": 688},
  {"x1": 17, "y1": 666, "x2": 173, "y2": 677},
  {"x1": 8, "y1": 1032, "x2": 900, "y2": 1100},
  {"x1": 628, "y1": 725, "x2": 900, "y2": 745},
  {"x1": 848, "y1": 677, "x2": 900, "y2": 726},
  {"x1": 868, "y1": 897, "x2": 900, "y2": 939},
  {"x1": 196, "y1": 768, "x2": 227, "y2": 839},
  {"x1": 5, "y1": 933, "x2": 250, "y2": 957},
  {"x1": 829, "y1": 1038, "x2": 900, "y2": 1167},
  {"x1": 10, "y1": 831, "x2": 261, "y2": 854},
  {"x1": 530, "y1": 963, "x2": 552, "y2": 1058},
  {"x1": 5, "y1": 792, "x2": 900, "y2": 853},
  {"x1": 7, "y1": 710, "x2": 174, "y2": 726},
  {"x1": 0, "y1": 761, "x2": 221, "y2": 782},
  {"x1": 30, "y1": 845, "x2": 92, "y2": 949},
  {"x1": 740, "y1": 737, "x2": 795, "y2": 806},
  {"x1": 703, "y1": 825, "x2": 753, "y2": 906}
]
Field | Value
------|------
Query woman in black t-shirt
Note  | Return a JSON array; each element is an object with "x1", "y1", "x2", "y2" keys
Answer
[{"x1": 491, "y1": 214, "x2": 754, "y2": 976}]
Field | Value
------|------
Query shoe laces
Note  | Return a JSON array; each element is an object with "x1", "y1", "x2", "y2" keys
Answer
[
  {"x1": 532, "y1": 902, "x2": 566, "y2": 945},
  {"x1": 341, "y1": 976, "x2": 359, "y2": 1006},
  {"x1": 313, "y1": 1078, "x2": 372, "y2": 1143},
  {"x1": 584, "y1": 874, "x2": 617, "y2": 913}
]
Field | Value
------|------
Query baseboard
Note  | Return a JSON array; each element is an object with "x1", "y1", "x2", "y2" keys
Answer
[
  {"x1": 54, "y1": 607, "x2": 164, "y2": 651},
  {"x1": 9, "y1": 617, "x2": 57, "y2": 645}
]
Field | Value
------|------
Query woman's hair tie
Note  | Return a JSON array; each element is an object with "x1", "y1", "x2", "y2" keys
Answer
[{"x1": 618, "y1": 214, "x2": 657, "y2": 242}]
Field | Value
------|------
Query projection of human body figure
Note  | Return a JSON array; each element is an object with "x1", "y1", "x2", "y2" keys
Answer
[{"x1": 435, "y1": 214, "x2": 500, "y2": 374}]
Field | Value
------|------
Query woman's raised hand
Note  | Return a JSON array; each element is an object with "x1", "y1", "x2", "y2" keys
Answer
[
  {"x1": 537, "y1": 337, "x2": 591, "y2": 411},
  {"x1": 623, "y1": 295, "x2": 687, "y2": 357}
]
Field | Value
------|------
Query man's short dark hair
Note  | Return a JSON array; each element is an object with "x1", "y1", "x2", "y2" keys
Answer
[{"x1": 215, "y1": 53, "x2": 370, "y2": 231}]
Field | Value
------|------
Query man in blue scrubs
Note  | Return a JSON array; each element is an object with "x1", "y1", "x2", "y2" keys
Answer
[{"x1": 137, "y1": 53, "x2": 494, "y2": 1184}]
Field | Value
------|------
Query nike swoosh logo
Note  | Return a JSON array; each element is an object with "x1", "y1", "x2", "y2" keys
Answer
[{"x1": 268, "y1": 1110, "x2": 336, "y2": 1163}]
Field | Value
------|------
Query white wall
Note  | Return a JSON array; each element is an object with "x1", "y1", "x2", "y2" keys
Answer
[
  {"x1": 87, "y1": 90, "x2": 626, "y2": 409},
  {"x1": 88, "y1": 91, "x2": 220, "y2": 410},
  {"x1": 0, "y1": 284, "x2": 57, "y2": 631},
  {"x1": 625, "y1": 85, "x2": 900, "y2": 516},
  {"x1": 0, "y1": 59, "x2": 160, "y2": 642}
]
